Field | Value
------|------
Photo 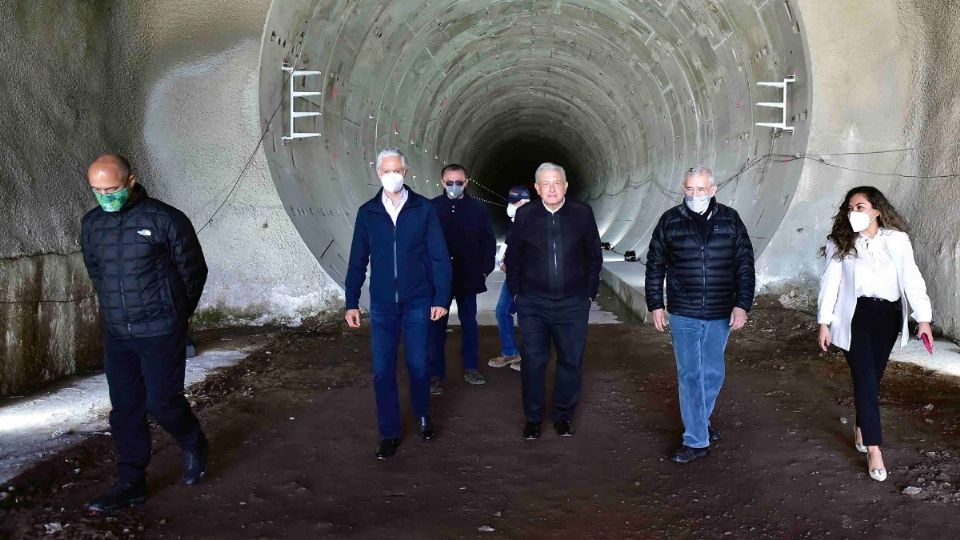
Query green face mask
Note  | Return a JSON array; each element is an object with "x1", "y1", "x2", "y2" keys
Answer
[{"x1": 93, "y1": 187, "x2": 130, "y2": 212}]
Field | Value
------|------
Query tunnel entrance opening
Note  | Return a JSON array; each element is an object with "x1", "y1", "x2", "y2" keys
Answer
[{"x1": 467, "y1": 134, "x2": 596, "y2": 234}]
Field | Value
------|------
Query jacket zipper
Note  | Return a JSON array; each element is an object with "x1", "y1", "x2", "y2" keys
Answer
[
  {"x1": 550, "y1": 214, "x2": 559, "y2": 291},
  {"x1": 117, "y1": 214, "x2": 133, "y2": 335},
  {"x1": 393, "y1": 223, "x2": 399, "y2": 304}
]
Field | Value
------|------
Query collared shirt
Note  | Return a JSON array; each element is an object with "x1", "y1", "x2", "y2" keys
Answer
[
  {"x1": 854, "y1": 232, "x2": 901, "y2": 301},
  {"x1": 543, "y1": 198, "x2": 566, "y2": 215},
  {"x1": 381, "y1": 188, "x2": 408, "y2": 225}
]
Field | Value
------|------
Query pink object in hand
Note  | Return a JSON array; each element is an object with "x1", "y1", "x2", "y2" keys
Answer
[{"x1": 921, "y1": 333, "x2": 934, "y2": 355}]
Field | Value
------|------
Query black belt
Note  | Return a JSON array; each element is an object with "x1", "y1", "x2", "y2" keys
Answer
[{"x1": 857, "y1": 296, "x2": 901, "y2": 306}]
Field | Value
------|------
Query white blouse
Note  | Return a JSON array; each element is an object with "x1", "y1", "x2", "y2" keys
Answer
[
  {"x1": 817, "y1": 229, "x2": 933, "y2": 351},
  {"x1": 854, "y1": 233, "x2": 901, "y2": 301}
]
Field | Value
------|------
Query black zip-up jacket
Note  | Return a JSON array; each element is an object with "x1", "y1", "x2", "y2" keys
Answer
[
  {"x1": 506, "y1": 199, "x2": 603, "y2": 300},
  {"x1": 431, "y1": 193, "x2": 496, "y2": 297},
  {"x1": 644, "y1": 198, "x2": 755, "y2": 320},
  {"x1": 81, "y1": 184, "x2": 208, "y2": 337}
]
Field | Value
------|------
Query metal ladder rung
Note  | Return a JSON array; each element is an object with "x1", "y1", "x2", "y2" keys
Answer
[
  {"x1": 757, "y1": 102, "x2": 785, "y2": 108},
  {"x1": 292, "y1": 111, "x2": 321, "y2": 118}
]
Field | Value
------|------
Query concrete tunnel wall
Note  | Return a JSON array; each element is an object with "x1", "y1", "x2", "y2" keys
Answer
[
  {"x1": 258, "y1": 0, "x2": 810, "y2": 298},
  {"x1": 2, "y1": 0, "x2": 960, "y2": 397},
  {"x1": 259, "y1": 0, "x2": 960, "y2": 331},
  {"x1": 0, "y1": 1, "x2": 338, "y2": 396}
]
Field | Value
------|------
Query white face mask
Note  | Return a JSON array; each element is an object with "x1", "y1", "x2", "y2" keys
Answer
[
  {"x1": 506, "y1": 203, "x2": 518, "y2": 220},
  {"x1": 380, "y1": 172, "x2": 404, "y2": 193},
  {"x1": 685, "y1": 195, "x2": 711, "y2": 214},
  {"x1": 848, "y1": 211, "x2": 873, "y2": 233}
]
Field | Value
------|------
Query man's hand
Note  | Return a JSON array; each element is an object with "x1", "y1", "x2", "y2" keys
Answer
[
  {"x1": 499, "y1": 262, "x2": 506, "y2": 272},
  {"x1": 430, "y1": 307, "x2": 448, "y2": 321},
  {"x1": 345, "y1": 308, "x2": 361, "y2": 328},
  {"x1": 651, "y1": 308, "x2": 667, "y2": 332},
  {"x1": 729, "y1": 307, "x2": 748, "y2": 331},
  {"x1": 818, "y1": 323, "x2": 832, "y2": 351}
]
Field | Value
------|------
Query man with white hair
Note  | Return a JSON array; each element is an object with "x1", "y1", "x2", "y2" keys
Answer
[
  {"x1": 344, "y1": 147, "x2": 452, "y2": 460},
  {"x1": 645, "y1": 166, "x2": 755, "y2": 463},
  {"x1": 505, "y1": 162, "x2": 602, "y2": 440}
]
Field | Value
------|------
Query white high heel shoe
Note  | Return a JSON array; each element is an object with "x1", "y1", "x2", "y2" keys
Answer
[
  {"x1": 854, "y1": 426, "x2": 867, "y2": 453},
  {"x1": 867, "y1": 448, "x2": 887, "y2": 482}
]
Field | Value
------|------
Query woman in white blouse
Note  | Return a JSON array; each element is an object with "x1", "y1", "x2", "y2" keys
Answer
[{"x1": 817, "y1": 186, "x2": 933, "y2": 482}]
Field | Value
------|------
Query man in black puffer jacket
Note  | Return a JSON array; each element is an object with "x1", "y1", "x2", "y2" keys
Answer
[
  {"x1": 645, "y1": 166, "x2": 755, "y2": 464},
  {"x1": 80, "y1": 154, "x2": 209, "y2": 513}
]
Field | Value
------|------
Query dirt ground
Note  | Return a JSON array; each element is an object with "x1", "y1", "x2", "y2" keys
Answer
[{"x1": 2, "y1": 295, "x2": 960, "y2": 539}]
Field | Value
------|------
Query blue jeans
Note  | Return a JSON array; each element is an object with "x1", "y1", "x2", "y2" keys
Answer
[
  {"x1": 428, "y1": 294, "x2": 479, "y2": 380},
  {"x1": 495, "y1": 282, "x2": 519, "y2": 357},
  {"x1": 370, "y1": 298, "x2": 432, "y2": 439},
  {"x1": 668, "y1": 313, "x2": 731, "y2": 448}
]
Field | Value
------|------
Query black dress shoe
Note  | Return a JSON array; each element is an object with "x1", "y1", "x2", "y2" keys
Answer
[
  {"x1": 523, "y1": 421, "x2": 542, "y2": 440},
  {"x1": 182, "y1": 436, "x2": 209, "y2": 486},
  {"x1": 553, "y1": 420, "x2": 574, "y2": 437},
  {"x1": 708, "y1": 425, "x2": 721, "y2": 443},
  {"x1": 376, "y1": 438, "x2": 400, "y2": 459},
  {"x1": 418, "y1": 416, "x2": 435, "y2": 441},
  {"x1": 85, "y1": 481, "x2": 147, "y2": 513},
  {"x1": 671, "y1": 444, "x2": 710, "y2": 463}
]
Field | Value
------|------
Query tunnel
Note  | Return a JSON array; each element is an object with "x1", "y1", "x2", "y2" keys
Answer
[{"x1": 258, "y1": 0, "x2": 811, "y2": 287}]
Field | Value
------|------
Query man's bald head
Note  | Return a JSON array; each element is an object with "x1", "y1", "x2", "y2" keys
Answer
[{"x1": 88, "y1": 153, "x2": 135, "y2": 193}]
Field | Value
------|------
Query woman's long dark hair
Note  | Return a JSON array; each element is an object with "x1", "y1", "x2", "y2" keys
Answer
[{"x1": 822, "y1": 186, "x2": 910, "y2": 260}]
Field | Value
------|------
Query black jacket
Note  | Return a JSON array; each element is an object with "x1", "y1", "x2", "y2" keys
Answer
[
  {"x1": 645, "y1": 198, "x2": 755, "y2": 320},
  {"x1": 81, "y1": 184, "x2": 208, "y2": 337},
  {"x1": 431, "y1": 193, "x2": 496, "y2": 297},
  {"x1": 506, "y1": 199, "x2": 603, "y2": 300}
]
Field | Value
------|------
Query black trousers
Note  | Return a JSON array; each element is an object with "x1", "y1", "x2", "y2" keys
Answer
[
  {"x1": 103, "y1": 330, "x2": 205, "y2": 483},
  {"x1": 516, "y1": 293, "x2": 591, "y2": 423},
  {"x1": 843, "y1": 297, "x2": 902, "y2": 447}
]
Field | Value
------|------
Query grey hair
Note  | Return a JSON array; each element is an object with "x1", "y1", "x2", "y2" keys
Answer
[
  {"x1": 376, "y1": 147, "x2": 407, "y2": 170},
  {"x1": 683, "y1": 166, "x2": 714, "y2": 185},
  {"x1": 534, "y1": 162, "x2": 566, "y2": 183}
]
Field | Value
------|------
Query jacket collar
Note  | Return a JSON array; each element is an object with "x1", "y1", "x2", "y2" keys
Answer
[
  {"x1": 115, "y1": 183, "x2": 148, "y2": 214},
  {"x1": 678, "y1": 196, "x2": 717, "y2": 220},
  {"x1": 369, "y1": 187, "x2": 423, "y2": 215}
]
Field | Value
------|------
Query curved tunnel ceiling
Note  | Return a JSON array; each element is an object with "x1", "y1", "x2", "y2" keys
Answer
[{"x1": 259, "y1": 0, "x2": 811, "y2": 285}]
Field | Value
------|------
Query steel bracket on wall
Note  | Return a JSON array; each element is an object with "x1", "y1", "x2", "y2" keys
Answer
[
  {"x1": 755, "y1": 75, "x2": 796, "y2": 132},
  {"x1": 282, "y1": 62, "x2": 321, "y2": 143}
]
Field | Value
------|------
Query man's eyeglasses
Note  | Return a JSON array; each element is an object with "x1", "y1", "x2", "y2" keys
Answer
[{"x1": 443, "y1": 180, "x2": 466, "y2": 187}]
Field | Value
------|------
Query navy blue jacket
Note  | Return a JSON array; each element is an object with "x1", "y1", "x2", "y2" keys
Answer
[
  {"x1": 430, "y1": 193, "x2": 496, "y2": 297},
  {"x1": 345, "y1": 188, "x2": 452, "y2": 309},
  {"x1": 81, "y1": 184, "x2": 208, "y2": 338},
  {"x1": 506, "y1": 199, "x2": 603, "y2": 300},
  {"x1": 644, "y1": 198, "x2": 755, "y2": 320}
]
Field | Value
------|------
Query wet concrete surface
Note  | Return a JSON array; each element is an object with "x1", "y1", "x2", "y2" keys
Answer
[{"x1": 2, "y1": 298, "x2": 959, "y2": 538}]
